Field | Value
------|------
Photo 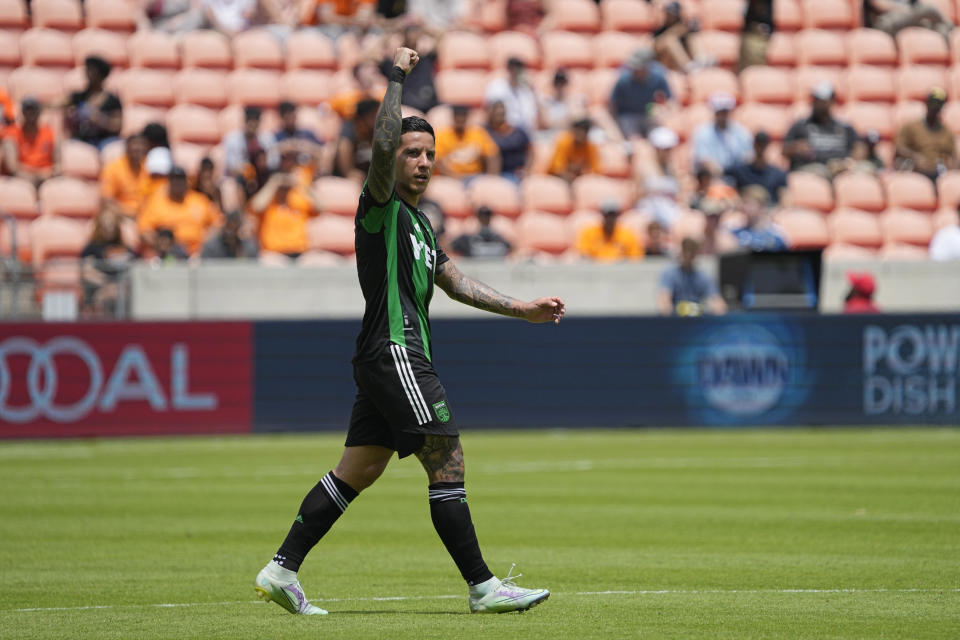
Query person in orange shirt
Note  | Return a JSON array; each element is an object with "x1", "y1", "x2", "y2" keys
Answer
[
  {"x1": 435, "y1": 105, "x2": 501, "y2": 179},
  {"x1": 576, "y1": 201, "x2": 644, "y2": 262},
  {"x1": 0, "y1": 88, "x2": 13, "y2": 131},
  {"x1": 139, "y1": 166, "x2": 221, "y2": 255},
  {"x1": 2, "y1": 98, "x2": 60, "y2": 187},
  {"x1": 100, "y1": 134, "x2": 150, "y2": 216},
  {"x1": 249, "y1": 171, "x2": 321, "y2": 258},
  {"x1": 306, "y1": 0, "x2": 374, "y2": 31},
  {"x1": 548, "y1": 118, "x2": 599, "y2": 182}
]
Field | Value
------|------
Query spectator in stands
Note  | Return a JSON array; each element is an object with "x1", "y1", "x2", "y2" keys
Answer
[
  {"x1": 274, "y1": 101, "x2": 327, "y2": 178},
  {"x1": 843, "y1": 271, "x2": 881, "y2": 313},
  {"x1": 692, "y1": 93, "x2": 752, "y2": 176},
  {"x1": 201, "y1": 210, "x2": 259, "y2": 259},
  {"x1": 144, "y1": 146, "x2": 173, "y2": 202},
  {"x1": 576, "y1": 201, "x2": 644, "y2": 263},
  {"x1": 783, "y1": 82, "x2": 861, "y2": 180},
  {"x1": 0, "y1": 88, "x2": 13, "y2": 128},
  {"x1": 61, "y1": 56, "x2": 122, "y2": 150},
  {"x1": 435, "y1": 105, "x2": 500, "y2": 180},
  {"x1": 653, "y1": 1, "x2": 707, "y2": 73},
  {"x1": 249, "y1": 171, "x2": 321, "y2": 259},
  {"x1": 142, "y1": 122, "x2": 170, "y2": 151},
  {"x1": 484, "y1": 57, "x2": 539, "y2": 135},
  {"x1": 861, "y1": 129, "x2": 886, "y2": 171},
  {"x1": 548, "y1": 118, "x2": 599, "y2": 182},
  {"x1": 689, "y1": 165, "x2": 738, "y2": 214},
  {"x1": 139, "y1": 166, "x2": 222, "y2": 255},
  {"x1": 145, "y1": 0, "x2": 206, "y2": 33},
  {"x1": 379, "y1": 23, "x2": 439, "y2": 113},
  {"x1": 645, "y1": 220, "x2": 669, "y2": 257},
  {"x1": 193, "y1": 157, "x2": 224, "y2": 211},
  {"x1": 894, "y1": 87, "x2": 956, "y2": 182},
  {"x1": 727, "y1": 185, "x2": 789, "y2": 252},
  {"x1": 450, "y1": 206, "x2": 512, "y2": 258},
  {"x1": 725, "y1": 131, "x2": 788, "y2": 204},
  {"x1": 485, "y1": 100, "x2": 532, "y2": 183},
  {"x1": 100, "y1": 134, "x2": 149, "y2": 217},
  {"x1": 739, "y1": 0, "x2": 773, "y2": 72},
  {"x1": 328, "y1": 61, "x2": 385, "y2": 120},
  {"x1": 201, "y1": 0, "x2": 260, "y2": 36},
  {"x1": 539, "y1": 68, "x2": 588, "y2": 136},
  {"x1": 639, "y1": 126, "x2": 681, "y2": 228},
  {"x1": 406, "y1": 0, "x2": 467, "y2": 29},
  {"x1": 81, "y1": 205, "x2": 137, "y2": 315},
  {"x1": 335, "y1": 98, "x2": 379, "y2": 183},
  {"x1": 657, "y1": 237, "x2": 727, "y2": 316},
  {"x1": 152, "y1": 227, "x2": 189, "y2": 263},
  {"x1": 2, "y1": 98, "x2": 60, "y2": 187},
  {"x1": 863, "y1": 0, "x2": 953, "y2": 38},
  {"x1": 310, "y1": 0, "x2": 376, "y2": 39},
  {"x1": 929, "y1": 214, "x2": 960, "y2": 260},
  {"x1": 224, "y1": 106, "x2": 277, "y2": 178},
  {"x1": 609, "y1": 48, "x2": 671, "y2": 139}
]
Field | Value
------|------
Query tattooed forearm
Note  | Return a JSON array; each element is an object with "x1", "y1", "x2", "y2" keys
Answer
[
  {"x1": 435, "y1": 261, "x2": 526, "y2": 318},
  {"x1": 415, "y1": 435, "x2": 465, "y2": 483},
  {"x1": 366, "y1": 79, "x2": 404, "y2": 203}
]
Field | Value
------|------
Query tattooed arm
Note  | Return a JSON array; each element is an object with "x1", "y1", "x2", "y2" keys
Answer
[
  {"x1": 366, "y1": 47, "x2": 419, "y2": 203},
  {"x1": 435, "y1": 259, "x2": 566, "y2": 324}
]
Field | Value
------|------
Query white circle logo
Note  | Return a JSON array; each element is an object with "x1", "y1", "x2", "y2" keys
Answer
[{"x1": 696, "y1": 326, "x2": 790, "y2": 416}]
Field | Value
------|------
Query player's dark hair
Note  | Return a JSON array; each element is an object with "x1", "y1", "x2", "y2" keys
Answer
[{"x1": 401, "y1": 116, "x2": 435, "y2": 140}]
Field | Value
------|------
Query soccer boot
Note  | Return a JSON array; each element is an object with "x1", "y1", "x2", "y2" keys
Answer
[
  {"x1": 469, "y1": 564, "x2": 550, "y2": 614},
  {"x1": 254, "y1": 565, "x2": 328, "y2": 615}
]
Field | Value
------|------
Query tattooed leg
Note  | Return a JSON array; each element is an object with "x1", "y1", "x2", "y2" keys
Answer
[{"x1": 415, "y1": 435, "x2": 465, "y2": 483}]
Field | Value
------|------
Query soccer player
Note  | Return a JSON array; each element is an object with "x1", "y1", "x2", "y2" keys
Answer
[{"x1": 254, "y1": 47, "x2": 565, "y2": 616}]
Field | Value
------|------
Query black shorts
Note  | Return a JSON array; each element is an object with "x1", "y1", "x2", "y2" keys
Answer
[{"x1": 346, "y1": 343, "x2": 458, "y2": 458}]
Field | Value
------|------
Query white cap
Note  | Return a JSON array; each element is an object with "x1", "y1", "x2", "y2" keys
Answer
[
  {"x1": 708, "y1": 92, "x2": 736, "y2": 112},
  {"x1": 649, "y1": 126, "x2": 679, "y2": 150},
  {"x1": 145, "y1": 147, "x2": 172, "y2": 176},
  {"x1": 811, "y1": 81, "x2": 835, "y2": 101}
]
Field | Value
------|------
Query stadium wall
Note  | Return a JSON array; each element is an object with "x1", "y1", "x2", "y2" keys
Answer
[{"x1": 1, "y1": 314, "x2": 958, "y2": 438}]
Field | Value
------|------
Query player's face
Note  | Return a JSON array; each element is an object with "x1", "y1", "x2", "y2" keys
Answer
[{"x1": 395, "y1": 131, "x2": 435, "y2": 196}]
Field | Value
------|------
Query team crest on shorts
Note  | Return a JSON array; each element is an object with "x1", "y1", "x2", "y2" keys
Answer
[{"x1": 432, "y1": 400, "x2": 450, "y2": 423}]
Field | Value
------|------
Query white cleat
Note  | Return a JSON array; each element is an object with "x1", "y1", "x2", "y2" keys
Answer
[
  {"x1": 254, "y1": 565, "x2": 328, "y2": 615},
  {"x1": 469, "y1": 564, "x2": 550, "y2": 614}
]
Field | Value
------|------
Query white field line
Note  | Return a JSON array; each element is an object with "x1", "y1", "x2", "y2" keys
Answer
[{"x1": 5, "y1": 588, "x2": 959, "y2": 614}]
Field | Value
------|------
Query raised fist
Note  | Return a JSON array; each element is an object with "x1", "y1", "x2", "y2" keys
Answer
[{"x1": 393, "y1": 47, "x2": 420, "y2": 74}]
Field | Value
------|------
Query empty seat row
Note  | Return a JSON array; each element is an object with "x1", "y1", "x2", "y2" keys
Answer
[{"x1": 788, "y1": 170, "x2": 960, "y2": 213}]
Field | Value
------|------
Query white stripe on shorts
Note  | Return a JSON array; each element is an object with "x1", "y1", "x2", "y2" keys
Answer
[
  {"x1": 397, "y1": 346, "x2": 432, "y2": 424},
  {"x1": 389, "y1": 344, "x2": 429, "y2": 425}
]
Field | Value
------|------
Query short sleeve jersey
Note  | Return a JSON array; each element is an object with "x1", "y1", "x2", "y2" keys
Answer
[{"x1": 354, "y1": 184, "x2": 449, "y2": 363}]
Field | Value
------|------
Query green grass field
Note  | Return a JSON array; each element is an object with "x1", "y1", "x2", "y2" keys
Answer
[{"x1": 1, "y1": 428, "x2": 958, "y2": 639}]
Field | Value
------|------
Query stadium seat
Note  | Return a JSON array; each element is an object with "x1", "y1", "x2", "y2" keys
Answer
[
  {"x1": 939, "y1": 101, "x2": 960, "y2": 135},
  {"x1": 281, "y1": 70, "x2": 334, "y2": 106},
  {"x1": 7, "y1": 66, "x2": 66, "y2": 103},
  {"x1": 423, "y1": 175, "x2": 471, "y2": 219},
  {"x1": 925, "y1": 0, "x2": 956, "y2": 21},
  {"x1": 787, "y1": 171, "x2": 833, "y2": 212},
  {"x1": 896, "y1": 66, "x2": 947, "y2": 103},
  {"x1": 586, "y1": 68, "x2": 621, "y2": 106},
  {"x1": 951, "y1": 29, "x2": 960, "y2": 67},
  {"x1": 688, "y1": 67, "x2": 740, "y2": 104},
  {"x1": 694, "y1": 30, "x2": 740, "y2": 69},
  {"x1": 434, "y1": 70, "x2": 490, "y2": 108},
  {"x1": 547, "y1": 0, "x2": 601, "y2": 33},
  {"x1": 521, "y1": 175, "x2": 573, "y2": 215},
  {"x1": 285, "y1": 31, "x2": 337, "y2": 70},
  {"x1": 833, "y1": 171, "x2": 885, "y2": 212},
  {"x1": 20, "y1": 28, "x2": 74, "y2": 68},
  {"x1": 471, "y1": 0, "x2": 508, "y2": 33},
  {"x1": 594, "y1": 31, "x2": 649, "y2": 69},
  {"x1": 541, "y1": 31, "x2": 595, "y2": 70},
  {"x1": 30, "y1": 214, "x2": 88, "y2": 265},
  {"x1": 845, "y1": 66, "x2": 896, "y2": 104},
  {"x1": 437, "y1": 31, "x2": 491, "y2": 70},
  {"x1": 0, "y1": 30, "x2": 22, "y2": 69},
  {"x1": 182, "y1": 30, "x2": 233, "y2": 69},
  {"x1": 597, "y1": 142, "x2": 631, "y2": 179},
  {"x1": 896, "y1": 27, "x2": 949, "y2": 68},
  {"x1": 488, "y1": 31, "x2": 542, "y2": 70},
  {"x1": 765, "y1": 32, "x2": 797, "y2": 67},
  {"x1": 572, "y1": 174, "x2": 635, "y2": 211},
  {"x1": 119, "y1": 69, "x2": 177, "y2": 107},
  {"x1": 881, "y1": 208, "x2": 935, "y2": 246},
  {"x1": 233, "y1": 28, "x2": 285, "y2": 70},
  {"x1": 885, "y1": 172, "x2": 937, "y2": 211},
  {"x1": 773, "y1": 208, "x2": 829, "y2": 249},
  {"x1": 600, "y1": 0, "x2": 657, "y2": 33},
  {"x1": 72, "y1": 29, "x2": 129, "y2": 69},
  {"x1": 0, "y1": 216, "x2": 33, "y2": 262},
  {"x1": 170, "y1": 142, "x2": 208, "y2": 175},
  {"x1": 31, "y1": 0, "x2": 83, "y2": 31},
  {"x1": 829, "y1": 208, "x2": 883, "y2": 248},
  {"x1": 0, "y1": 177, "x2": 39, "y2": 219},
  {"x1": 773, "y1": 0, "x2": 802, "y2": 31},
  {"x1": 127, "y1": 31, "x2": 180, "y2": 69},
  {"x1": 892, "y1": 100, "x2": 926, "y2": 130},
  {"x1": 794, "y1": 66, "x2": 844, "y2": 104},
  {"x1": 60, "y1": 139, "x2": 100, "y2": 181},
  {"x1": 0, "y1": 0, "x2": 28, "y2": 33},
  {"x1": 166, "y1": 104, "x2": 222, "y2": 146},
  {"x1": 699, "y1": 0, "x2": 744, "y2": 31},
  {"x1": 306, "y1": 215, "x2": 355, "y2": 256},
  {"x1": 39, "y1": 177, "x2": 100, "y2": 218},
  {"x1": 936, "y1": 171, "x2": 960, "y2": 209},
  {"x1": 848, "y1": 29, "x2": 898, "y2": 67},
  {"x1": 740, "y1": 66, "x2": 795, "y2": 104},
  {"x1": 661, "y1": 104, "x2": 710, "y2": 141},
  {"x1": 671, "y1": 209, "x2": 707, "y2": 243},
  {"x1": 84, "y1": 0, "x2": 138, "y2": 32},
  {"x1": 466, "y1": 175, "x2": 523, "y2": 218},
  {"x1": 879, "y1": 242, "x2": 930, "y2": 260},
  {"x1": 515, "y1": 210, "x2": 573, "y2": 254},
  {"x1": 732, "y1": 103, "x2": 793, "y2": 139},
  {"x1": 227, "y1": 69, "x2": 282, "y2": 108},
  {"x1": 933, "y1": 207, "x2": 959, "y2": 230},
  {"x1": 823, "y1": 242, "x2": 878, "y2": 260},
  {"x1": 173, "y1": 69, "x2": 229, "y2": 109},
  {"x1": 796, "y1": 29, "x2": 847, "y2": 67},
  {"x1": 839, "y1": 102, "x2": 894, "y2": 139},
  {"x1": 801, "y1": 0, "x2": 854, "y2": 29},
  {"x1": 312, "y1": 176, "x2": 362, "y2": 217},
  {"x1": 666, "y1": 70, "x2": 689, "y2": 105},
  {"x1": 121, "y1": 104, "x2": 166, "y2": 137}
]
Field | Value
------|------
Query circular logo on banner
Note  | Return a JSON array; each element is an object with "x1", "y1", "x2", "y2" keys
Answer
[{"x1": 696, "y1": 325, "x2": 790, "y2": 416}]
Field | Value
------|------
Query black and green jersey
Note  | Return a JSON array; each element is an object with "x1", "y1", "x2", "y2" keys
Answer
[{"x1": 354, "y1": 184, "x2": 448, "y2": 363}]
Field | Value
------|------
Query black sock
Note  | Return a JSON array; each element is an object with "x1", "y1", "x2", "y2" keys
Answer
[
  {"x1": 428, "y1": 482, "x2": 494, "y2": 586},
  {"x1": 274, "y1": 471, "x2": 358, "y2": 572}
]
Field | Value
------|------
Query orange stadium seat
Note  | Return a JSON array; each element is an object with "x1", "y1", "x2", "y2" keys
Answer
[
  {"x1": 882, "y1": 209, "x2": 935, "y2": 246},
  {"x1": 515, "y1": 210, "x2": 573, "y2": 255},
  {"x1": 661, "y1": 103, "x2": 711, "y2": 142},
  {"x1": 951, "y1": 29, "x2": 960, "y2": 66},
  {"x1": 7, "y1": 66, "x2": 66, "y2": 103},
  {"x1": 586, "y1": 68, "x2": 620, "y2": 105},
  {"x1": 572, "y1": 174, "x2": 635, "y2": 211},
  {"x1": 948, "y1": 67, "x2": 960, "y2": 101},
  {"x1": 848, "y1": 28, "x2": 898, "y2": 67},
  {"x1": 0, "y1": 177, "x2": 40, "y2": 219},
  {"x1": 896, "y1": 27, "x2": 950, "y2": 68},
  {"x1": 127, "y1": 31, "x2": 180, "y2": 69},
  {"x1": 787, "y1": 171, "x2": 833, "y2": 212},
  {"x1": 896, "y1": 66, "x2": 947, "y2": 103},
  {"x1": 182, "y1": 30, "x2": 233, "y2": 69},
  {"x1": 471, "y1": 0, "x2": 508, "y2": 33},
  {"x1": 601, "y1": 0, "x2": 657, "y2": 33},
  {"x1": 39, "y1": 177, "x2": 100, "y2": 218},
  {"x1": 688, "y1": 68, "x2": 739, "y2": 104},
  {"x1": 121, "y1": 104, "x2": 166, "y2": 137},
  {"x1": 72, "y1": 29, "x2": 129, "y2": 69},
  {"x1": 306, "y1": 215, "x2": 355, "y2": 256},
  {"x1": 773, "y1": 0, "x2": 802, "y2": 31},
  {"x1": 823, "y1": 243, "x2": 878, "y2": 260},
  {"x1": 733, "y1": 103, "x2": 793, "y2": 139},
  {"x1": 233, "y1": 28, "x2": 285, "y2": 70},
  {"x1": 939, "y1": 101, "x2": 960, "y2": 134},
  {"x1": 893, "y1": 100, "x2": 926, "y2": 130},
  {"x1": 597, "y1": 142, "x2": 632, "y2": 179},
  {"x1": 925, "y1": 0, "x2": 956, "y2": 21},
  {"x1": 671, "y1": 209, "x2": 707, "y2": 243},
  {"x1": 694, "y1": 30, "x2": 740, "y2": 68},
  {"x1": 423, "y1": 175, "x2": 471, "y2": 219},
  {"x1": 0, "y1": 0, "x2": 28, "y2": 33},
  {"x1": 765, "y1": 32, "x2": 797, "y2": 66},
  {"x1": 594, "y1": 31, "x2": 649, "y2": 69},
  {"x1": 936, "y1": 171, "x2": 960, "y2": 209},
  {"x1": 846, "y1": 66, "x2": 896, "y2": 103},
  {"x1": 933, "y1": 207, "x2": 959, "y2": 230},
  {"x1": 286, "y1": 31, "x2": 337, "y2": 71},
  {"x1": 773, "y1": 208, "x2": 829, "y2": 249},
  {"x1": 30, "y1": 215, "x2": 88, "y2": 264},
  {"x1": 801, "y1": 0, "x2": 854, "y2": 29},
  {"x1": 173, "y1": 69, "x2": 229, "y2": 108},
  {"x1": 521, "y1": 175, "x2": 573, "y2": 215},
  {"x1": 166, "y1": 104, "x2": 222, "y2": 146},
  {"x1": 227, "y1": 69, "x2": 282, "y2": 108},
  {"x1": 466, "y1": 175, "x2": 523, "y2": 218},
  {"x1": 541, "y1": 31, "x2": 595, "y2": 70},
  {"x1": 437, "y1": 31, "x2": 491, "y2": 70},
  {"x1": 548, "y1": 0, "x2": 601, "y2": 33},
  {"x1": 840, "y1": 102, "x2": 894, "y2": 139},
  {"x1": 879, "y1": 242, "x2": 930, "y2": 260},
  {"x1": 740, "y1": 66, "x2": 795, "y2": 104},
  {"x1": 834, "y1": 171, "x2": 885, "y2": 212},
  {"x1": 170, "y1": 142, "x2": 208, "y2": 175},
  {"x1": 20, "y1": 28, "x2": 74, "y2": 68},
  {"x1": 796, "y1": 29, "x2": 847, "y2": 67},
  {"x1": 312, "y1": 177, "x2": 362, "y2": 217},
  {"x1": 829, "y1": 208, "x2": 883, "y2": 248},
  {"x1": 488, "y1": 31, "x2": 542, "y2": 69},
  {"x1": 885, "y1": 172, "x2": 938, "y2": 211},
  {"x1": 699, "y1": 0, "x2": 745, "y2": 31},
  {"x1": 667, "y1": 70, "x2": 689, "y2": 105},
  {"x1": 282, "y1": 70, "x2": 334, "y2": 106},
  {"x1": 60, "y1": 140, "x2": 100, "y2": 181},
  {"x1": 0, "y1": 30, "x2": 22, "y2": 69},
  {"x1": 434, "y1": 70, "x2": 490, "y2": 107},
  {"x1": 84, "y1": 0, "x2": 138, "y2": 32},
  {"x1": 119, "y1": 69, "x2": 176, "y2": 107},
  {"x1": 31, "y1": 0, "x2": 83, "y2": 31}
]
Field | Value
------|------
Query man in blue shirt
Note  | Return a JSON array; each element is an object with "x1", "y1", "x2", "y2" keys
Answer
[
  {"x1": 657, "y1": 237, "x2": 727, "y2": 316},
  {"x1": 725, "y1": 131, "x2": 788, "y2": 204},
  {"x1": 728, "y1": 185, "x2": 789, "y2": 252},
  {"x1": 609, "y1": 48, "x2": 672, "y2": 139},
  {"x1": 692, "y1": 92, "x2": 752, "y2": 175}
]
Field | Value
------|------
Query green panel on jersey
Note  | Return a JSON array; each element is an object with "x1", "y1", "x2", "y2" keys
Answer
[
  {"x1": 383, "y1": 203, "x2": 406, "y2": 348},
  {"x1": 407, "y1": 209, "x2": 432, "y2": 361}
]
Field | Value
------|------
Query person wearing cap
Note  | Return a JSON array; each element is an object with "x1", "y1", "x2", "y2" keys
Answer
[
  {"x1": 653, "y1": 1, "x2": 706, "y2": 72},
  {"x1": 223, "y1": 105, "x2": 279, "y2": 179},
  {"x1": 863, "y1": 0, "x2": 952, "y2": 38},
  {"x1": 450, "y1": 206, "x2": 512, "y2": 259},
  {"x1": 548, "y1": 118, "x2": 599, "y2": 181},
  {"x1": 640, "y1": 126, "x2": 682, "y2": 228},
  {"x1": 610, "y1": 48, "x2": 672, "y2": 139},
  {"x1": 139, "y1": 165, "x2": 222, "y2": 255},
  {"x1": 248, "y1": 170, "x2": 321, "y2": 259},
  {"x1": 894, "y1": 88, "x2": 956, "y2": 181},
  {"x1": 727, "y1": 184, "x2": 789, "y2": 252},
  {"x1": 725, "y1": 130, "x2": 788, "y2": 205},
  {"x1": 692, "y1": 92, "x2": 752, "y2": 176},
  {"x1": 575, "y1": 201, "x2": 644, "y2": 263},
  {"x1": 100, "y1": 134, "x2": 150, "y2": 217},
  {"x1": 58, "y1": 56, "x2": 122, "y2": 149},
  {"x1": 783, "y1": 82, "x2": 861, "y2": 179},
  {"x1": 434, "y1": 105, "x2": 501, "y2": 180},
  {"x1": 657, "y1": 237, "x2": 727, "y2": 316},
  {"x1": 484, "y1": 56, "x2": 539, "y2": 135},
  {"x1": 1, "y1": 97, "x2": 60, "y2": 187},
  {"x1": 539, "y1": 68, "x2": 588, "y2": 135},
  {"x1": 843, "y1": 271, "x2": 880, "y2": 314}
]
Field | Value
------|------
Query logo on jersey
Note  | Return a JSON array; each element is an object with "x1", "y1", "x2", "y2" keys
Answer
[
  {"x1": 410, "y1": 234, "x2": 436, "y2": 269},
  {"x1": 432, "y1": 400, "x2": 450, "y2": 423}
]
